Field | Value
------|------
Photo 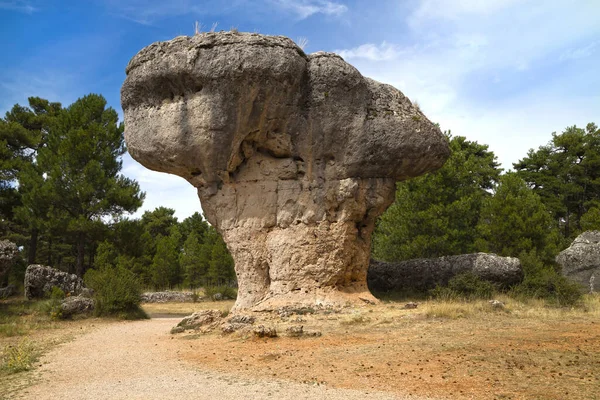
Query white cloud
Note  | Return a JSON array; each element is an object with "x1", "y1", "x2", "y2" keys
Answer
[
  {"x1": 0, "y1": 0, "x2": 38, "y2": 13},
  {"x1": 333, "y1": 0, "x2": 600, "y2": 170},
  {"x1": 270, "y1": 0, "x2": 347, "y2": 19},
  {"x1": 337, "y1": 42, "x2": 404, "y2": 61}
]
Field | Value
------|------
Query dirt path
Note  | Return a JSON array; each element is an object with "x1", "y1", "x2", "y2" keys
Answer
[{"x1": 14, "y1": 318, "x2": 424, "y2": 400}]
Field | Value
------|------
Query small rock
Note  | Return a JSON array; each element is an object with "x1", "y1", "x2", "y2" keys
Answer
[
  {"x1": 488, "y1": 300, "x2": 505, "y2": 310},
  {"x1": 228, "y1": 314, "x2": 255, "y2": 325},
  {"x1": 170, "y1": 326, "x2": 185, "y2": 334},
  {"x1": 403, "y1": 302, "x2": 418, "y2": 309},
  {"x1": 212, "y1": 292, "x2": 223, "y2": 301},
  {"x1": 141, "y1": 291, "x2": 195, "y2": 303},
  {"x1": 285, "y1": 325, "x2": 304, "y2": 337},
  {"x1": 253, "y1": 325, "x2": 277, "y2": 338},
  {"x1": 61, "y1": 296, "x2": 95, "y2": 317},
  {"x1": 176, "y1": 309, "x2": 223, "y2": 330},
  {"x1": 221, "y1": 323, "x2": 252, "y2": 334}
]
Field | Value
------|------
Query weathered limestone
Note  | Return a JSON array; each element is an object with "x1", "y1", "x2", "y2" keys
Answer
[
  {"x1": 556, "y1": 231, "x2": 600, "y2": 293},
  {"x1": 121, "y1": 32, "x2": 450, "y2": 310},
  {"x1": 368, "y1": 253, "x2": 523, "y2": 293},
  {"x1": 24, "y1": 264, "x2": 85, "y2": 299}
]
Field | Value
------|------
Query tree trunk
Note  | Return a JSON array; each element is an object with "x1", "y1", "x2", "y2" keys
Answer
[
  {"x1": 47, "y1": 236, "x2": 52, "y2": 266},
  {"x1": 76, "y1": 232, "x2": 86, "y2": 277},
  {"x1": 28, "y1": 228, "x2": 38, "y2": 264}
]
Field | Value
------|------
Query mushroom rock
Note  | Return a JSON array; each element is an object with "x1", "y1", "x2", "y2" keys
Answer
[{"x1": 121, "y1": 32, "x2": 450, "y2": 311}]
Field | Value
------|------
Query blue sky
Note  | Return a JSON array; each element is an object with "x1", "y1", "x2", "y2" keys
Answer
[{"x1": 1, "y1": 0, "x2": 599, "y2": 220}]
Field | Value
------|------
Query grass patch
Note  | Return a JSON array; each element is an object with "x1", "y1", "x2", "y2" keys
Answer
[{"x1": 1, "y1": 339, "x2": 37, "y2": 374}]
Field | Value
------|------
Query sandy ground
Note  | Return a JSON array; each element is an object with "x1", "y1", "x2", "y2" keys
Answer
[{"x1": 12, "y1": 317, "x2": 427, "y2": 400}]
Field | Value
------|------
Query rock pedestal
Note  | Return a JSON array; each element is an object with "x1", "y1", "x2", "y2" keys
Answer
[{"x1": 121, "y1": 32, "x2": 450, "y2": 310}]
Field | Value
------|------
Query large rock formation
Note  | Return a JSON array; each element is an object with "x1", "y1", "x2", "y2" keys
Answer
[
  {"x1": 121, "y1": 32, "x2": 450, "y2": 310},
  {"x1": 556, "y1": 231, "x2": 600, "y2": 293},
  {"x1": 368, "y1": 253, "x2": 523, "y2": 293},
  {"x1": 24, "y1": 264, "x2": 85, "y2": 300},
  {"x1": 0, "y1": 240, "x2": 19, "y2": 283}
]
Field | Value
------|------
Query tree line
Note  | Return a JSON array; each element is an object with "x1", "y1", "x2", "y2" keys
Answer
[
  {"x1": 2, "y1": 94, "x2": 598, "y2": 294},
  {"x1": 0, "y1": 95, "x2": 234, "y2": 289}
]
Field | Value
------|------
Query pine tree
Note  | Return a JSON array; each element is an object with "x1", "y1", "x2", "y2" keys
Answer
[
  {"x1": 475, "y1": 173, "x2": 560, "y2": 262},
  {"x1": 373, "y1": 134, "x2": 501, "y2": 261},
  {"x1": 37, "y1": 94, "x2": 144, "y2": 275}
]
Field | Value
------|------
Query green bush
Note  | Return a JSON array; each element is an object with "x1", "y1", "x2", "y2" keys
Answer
[
  {"x1": 430, "y1": 272, "x2": 495, "y2": 301},
  {"x1": 84, "y1": 266, "x2": 148, "y2": 319},
  {"x1": 510, "y1": 270, "x2": 582, "y2": 306},
  {"x1": 510, "y1": 250, "x2": 583, "y2": 307},
  {"x1": 204, "y1": 285, "x2": 237, "y2": 301}
]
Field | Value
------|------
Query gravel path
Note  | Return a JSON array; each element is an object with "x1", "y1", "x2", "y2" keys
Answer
[{"x1": 17, "y1": 318, "x2": 427, "y2": 400}]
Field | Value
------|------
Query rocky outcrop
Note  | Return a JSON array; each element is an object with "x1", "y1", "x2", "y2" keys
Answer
[
  {"x1": 556, "y1": 231, "x2": 600, "y2": 292},
  {"x1": 61, "y1": 296, "x2": 95, "y2": 317},
  {"x1": 122, "y1": 32, "x2": 450, "y2": 311},
  {"x1": 141, "y1": 291, "x2": 195, "y2": 303},
  {"x1": 24, "y1": 264, "x2": 85, "y2": 300},
  {"x1": 368, "y1": 253, "x2": 523, "y2": 293},
  {"x1": 0, "y1": 240, "x2": 19, "y2": 282}
]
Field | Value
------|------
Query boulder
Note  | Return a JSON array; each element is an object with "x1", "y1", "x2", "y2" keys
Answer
[
  {"x1": 556, "y1": 231, "x2": 600, "y2": 292},
  {"x1": 24, "y1": 264, "x2": 85, "y2": 300},
  {"x1": 122, "y1": 32, "x2": 450, "y2": 311},
  {"x1": 368, "y1": 253, "x2": 523, "y2": 293},
  {"x1": 175, "y1": 309, "x2": 223, "y2": 330},
  {"x1": 0, "y1": 240, "x2": 19, "y2": 282},
  {"x1": 61, "y1": 296, "x2": 95, "y2": 317}
]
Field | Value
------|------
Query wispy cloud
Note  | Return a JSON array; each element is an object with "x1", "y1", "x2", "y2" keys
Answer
[
  {"x1": 560, "y1": 41, "x2": 599, "y2": 61},
  {"x1": 0, "y1": 0, "x2": 38, "y2": 13},
  {"x1": 270, "y1": 0, "x2": 347, "y2": 19},
  {"x1": 337, "y1": 42, "x2": 404, "y2": 61}
]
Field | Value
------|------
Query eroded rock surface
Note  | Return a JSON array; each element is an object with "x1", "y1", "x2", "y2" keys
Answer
[
  {"x1": 24, "y1": 264, "x2": 85, "y2": 299},
  {"x1": 556, "y1": 231, "x2": 600, "y2": 292},
  {"x1": 368, "y1": 253, "x2": 523, "y2": 293},
  {"x1": 122, "y1": 32, "x2": 450, "y2": 311},
  {"x1": 0, "y1": 240, "x2": 19, "y2": 283}
]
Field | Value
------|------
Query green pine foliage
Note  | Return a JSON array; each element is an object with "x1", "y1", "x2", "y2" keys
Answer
[
  {"x1": 476, "y1": 173, "x2": 561, "y2": 262},
  {"x1": 515, "y1": 123, "x2": 600, "y2": 239},
  {"x1": 373, "y1": 134, "x2": 502, "y2": 261}
]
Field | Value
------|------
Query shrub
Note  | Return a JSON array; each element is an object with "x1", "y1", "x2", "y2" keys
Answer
[
  {"x1": 509, "y1": 250, "x2": 583, "y2": 307},
  {"x1": 84, "y1": 266, "x2": 148, "y2": 319},
  {"x1": 204, "y1": 285, "x2": 237, "y2": 301},
  {"x1": 510, "y1": 270, "x2": 582, "y2": 307},
  {"x1": 430, "y1": 273, "x2": 495, "y2": 301}
]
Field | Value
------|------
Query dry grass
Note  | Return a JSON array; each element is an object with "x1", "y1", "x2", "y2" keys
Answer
[{"x1": 142, "y1": 300, "x2": 235, "y2": 318}]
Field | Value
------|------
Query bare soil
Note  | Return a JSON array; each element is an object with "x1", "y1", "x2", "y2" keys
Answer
[{"x1": 161, "y1": 298, "x2": 600, "y2": 400}]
